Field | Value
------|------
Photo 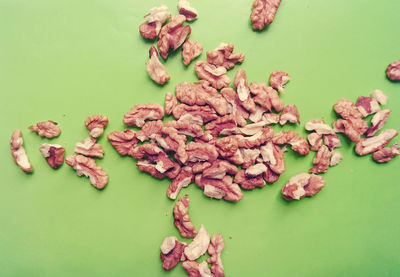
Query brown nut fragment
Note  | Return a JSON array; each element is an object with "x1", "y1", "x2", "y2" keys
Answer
[
  {"x1": 263, "y1": 113, "x2": 280, "y2": 125},
  {"x1": 29, "y1": 120, "x2": 61, "y2": 138},
  {"x1": 205, "y1": 115, "x2": 237, "y2": 137},
  {"x1": 236, "y1": 126, "x2": 274, "y2": 149},
  {"x1": 65, "y1": 154, "x2": 108, "y2": 189},
  {"x1": 305, "y1": 119, "x2": 335, "y2": 135},
  {"x1": 250, "y1": 0, "x2": 282, "y2": 30},
  {"x1": 157, "y1": 15, "x2": 191, "y2": 59},
  {"x1": 355, "y1": 129, "x2": 398, "y2": 156},
  {"x1": 202, "y1": 160, "x2": 238, "y2": 179},
  {"x1": 182, "y1": 261, "x2": 213, "y2": 277},
  {"x1": 160, "y1": 237, "x2": 187, "y2": 271},
  {"x1": 372, "y1": 143, "x2": 399, "y2": 163},
  {"x1": 371, "y1": 89, "x2": 387, "y2": 105},
  {"x1": 220, "y1": 88, "x2": 250, "y2": 127},
  {"x1": 245, "y1": 163, "x2": 268, "y2": 177},
  {"x1": 323, "y1": 134, "x2": 341, "y2": 150},
  {"x1": 107, "y1": 130, "x2": 138, "y2": 156},
  {"x1": 165, "y1": 120, "x2": 203, "y2": 138},
  {"x1": 355, "y1": 96, "x2": 380, "y2": 118},
  {"x1": 333, "y1": 98, "x2": 363, "y2": 120},
  {"x1": 74, "y1": 137, "x2": 104, "y2": 158},
  {"x1": 182, "y1": 39, "x2": 203, "y2": 66},
  {"x1": 139, "y1": 22, "x2": 158, "y2": 40},
  {"x1": 139, "y1": 5, "x2": 171, "y2": 40},
  {"x1": 10, "y1": 130, "x2": 33, "y2": 173},
  {"x1": 263, "y1": 165, "x2": 280, "y2": 183},
  {"x1": 184, "y1": 224, "x2": 210, "y2": 260},
  {"x1": 192, "y1": 162, "x2": 212, "y2": 174},
  {"x1": 167, "y1": 167, "x2": 194, "y2": 200},
  {"x1": 185, "y1": 142, "x2": 219, "y2": 163},
  {"x1": 330, "y1": 151, "x2": 343, "y2": 166},
  {"x1": 136, "y1": 120, "x2": 164, "y2": 142},
  {"x1": 273, "y1": 131, "x2": 310, "y2": 155},
  {"x1": 260, "y1": 141, "x2": 285, "y2": 174},
  {"x1": 173, "y1": 197, "x2": 197, "y2": 238},
  {"x1": 207, "y1": 42, "x2": 245, "y2": 70},
  {"x1": 215, "y1": 136, "x2": 239, "y2": 158},
  {"x1": 307, "y1": 133, "x2": 323, "y2": 152},
  {"x1": 366, "y1": 109, "x2": 391, "y2": 137},
  {"x1": 147, "y1": 46, "x2": 170, "y2": 85},
  {"x1": 173, "y1": 104, "x2": 219, "y2": 124},
  {"x1": 234, "y1": 169, "x2": 266, "y2": 190},
  {"x1": 178, "y1": 0, "x2": 198, "y2": 21},
  {"x1": 84, "y1": 114, "x2": 108, "y2": 138},
  {"x1": 269, "y1": 70, "x2": 290, "y2": 93},
  {"x1": 249, "y1": 83, "x2": 284, "y2": 112},
  {"x1": 123, "y1": 103, "x2": 164, "y2": 128},
  {"x1": 199, "y1": 175, "x2": 243, "y2": 202},
  {"x1": 39, "y1": 143, "x2": 65, "y2": 169},
  {"x1": 333, "y1": 117, "x2": 368, "y2": 143},
  {"x1": 279, "y1": 104, "x2": 300, "y2": 125},
  {"x1": 195, "y1": 61, "x2": 231, "y2": 90},
  {"x1": 309, "y1": 145, "x2": 332, "y2": 174},
  {"x1": 281, "y1": 173, "x2": 326, "y2": 201},
  {"x1": 386, "y1": 59, "x2": 400, "y2": 81},
  {"x1": 207, "y1": 234, "x2": 225, "y2": 277},
  {"x1": 165, "y1": 92, "x2": 178, "y2": 115}
]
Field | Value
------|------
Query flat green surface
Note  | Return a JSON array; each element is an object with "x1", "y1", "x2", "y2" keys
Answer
[{"x1": 1, "y1": 0, "x2": 399, "y2": 276}]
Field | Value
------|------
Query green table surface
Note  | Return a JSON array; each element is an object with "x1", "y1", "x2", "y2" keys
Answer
[{"x1": 1, "y1": 0, "x2": 399, "y2": 276}]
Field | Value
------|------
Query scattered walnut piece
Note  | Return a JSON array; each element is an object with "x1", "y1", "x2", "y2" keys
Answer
[
  {"x1": 239, "y1": 121, "x2": 268, "y2": 135},
  {"x1": 355, "y1": 129, "x2": 398, "y2": 156},
  {"x1": 249, "y1": 83, "x2": 284, "y2": 112},
  {"x1": 309, "y1": 145, "x2": 332, "y2": 174},
  {"x1": 202, "y1": 160, "x2": 238, "y2": 180},
  {"x1": 250, "y1": 0, "x2": 282, "y2": 30},
  {"x1": 234, "y1": 169, "x2": 266, "y2": 190},
  {"x1": 355, "y1": 96, "x2": 380, "y2": 118},
  {"x1": 173, "y1": 197, "x2": 197, "y2": 238},
  {"x1": 220, "y1": 88, "x2": 250, "y2": 127},
  {"x1": 281, "y1": 173, "x2": 326, "y2": 201},
  {"x1": 29, "y1": 120, "x2": 61, "y2": 138},
  {"x1": 139, "y1": 5, "x2": 171, "y2": 40},
  {"x1": 158, "y1": 15, "x2": 191, "y2": 59},
  {"x1": 307, "y1": 133, "x2": 323, "y2": 152},
  {"x1": 165, "y1": 92, "x2": 178, "y2": 115},
  {"x1": 269, "y1": 70, "x2": 290, "y2": 93},
  {"x1": 147, "y1": 46, "x2": 170, "y2": 85},
  {"x1": 245, "y1": 163, "x2": 268, "y2": 177},
  {"x1": 207, "y1": 234, "x2": 225, "y2": 277},
  {"x1": 123, "y1": 103, "x2": 164, "y2": 127},
  {"x1": 323, "y1": 134, "x2": 341, "y2": 150},
  {"x1": 263, "y1": 165, "x2": 280, "y2": 183},
  {"x1": 160, "y1": 237, "x2": 187, "y2": 271},
  {"x1": 205, "y1": 115, "x2": 237, "y2": 137},
  {"x1": 366, "y1": 109, "x2": 391, "y2": 137},
  {"x1": 185, "y1": 142, "x2": 219, "y2": 163},
  {"x1": 305, "y1": 119, "x2": 335, "y2": 135},
  {"x1": 84, "y1": 114, "x2": 108, "y2": 138},
  {"x1": 263, "y1": 113, "x2": 280, "y2": 125},
  {"x1": 39, "y1": 143, "x2": 65, "y2": 169},
  {"x1": 333, "y1": 98, "x2": 363, "y2": 120},
  {"x1": 165, "y1": 120, "x2": 203, "y2": 138},
  {"x1": 182, "y1": 39, "x2": 203, "y2": 66},
  {"x1": 160, "y1": 236, "x2": 177, "y2": 255},
  {"x1": 207, "y1": 42, "x2": 245, "y2": 70},
  {"x1": 74, "y1": 137, "x2": 104, "y2": 158},
  {"x1": 273, "y1": 131, "x2": 310, "y2": 155},
  {"x1": 195, "y1": 61, "x2": 231, "y2": 89},
  {"x1": 333, "y1": 117, "x2": 368, "y2": 142},
  {"x1": 173, "y1": 104, "x2": 219, "y2": 124},
  {"x1": 330, "y1": 151, "x2": 343, "y2": 166},
  {"x1": 10, "y1": 130, "x2": 34, "y2": 173},
  {"x1": 139, "y1": 21, "x2": 158, "y2": 40},
  {"x1": 184, "y1": 224, "x2": 210, "y2": 260},
  {"x1": 260, "y1": 141, "x2": 285, "y2": 174},
  {"x1": 108, "y1": 130, "x2": 138, "y2": 156},
  {"x1": 386, "y1": 59, "x2": 400, "y2": 81},
  {"x1": 200, "y1": 175, "x2": 243, "y2": 202},
  {"x1": 279, "y1": 104, "x2": 300, "y2": 125},
  {"x1": 372, "y1": 143, "x2": 399, "y2": 163},
  {"x1": 136, "y1": 120, "x2": 164, "y2": 142},
  {"x1": 178, "y1": 0, "x2": 198, "y2": 21},
  {"x1": 65, "y1": 154, "x2": 108, "y2": 189},
  {"x1": 167, "y1": 167, "x2": 194, "y2": 200},
  {"x1": 182, "y1": 261, "x2": 213, "y2": 277},
  {"x1": 371, "y1": 89, "x2": 387, "y2": 105}
]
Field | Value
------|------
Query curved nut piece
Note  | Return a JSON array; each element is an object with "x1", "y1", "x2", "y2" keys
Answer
[
  {"x1": 178, "y1": 0, "x2": 198, "y2": 21},
  {"x1": 165, "y1": 120, "x2": 203, "y2": 137},
  {"x1": 85, "y1": 114, "x2": 108, "y2": 138},
  {"x1": 184, "y1": 224, "x2": 210, "y2": 260},
  {"x1": 29, "y1": 120, "x2": 61, "y2": 138},
  {"x1": 333, "y1": 118, "x2": 368, "y2": 142},
  {"x1": 263, "y1": 113, "x2": 280, "y2": 125},
  {"x1": 305, "y1": 119, "x2": 335, "y2": 135},
  {"x1": 269, "y1": 70, "x2": 290, "y2": 93},
  {"x1": 207, "y1": 234, "x2": 225, "y2": 277},
  {"x1": 386, "y1": 59, "x2": 400, "y2": 81},
  {"x1": 234, "y1": 69, "x2": 256, "y2": 113},
  {"x1": 173, "y1": 104, "x2": 219, "y2": 124},
  {"x1": 10, "y1": 130, "x2": 33, "y2": 173},
  {"x1": 136, "y1": 120, "x2": 164, "y2": 142},
  {"x1": 372, "y1": 143, "x2": 399, "y2": 163},
  {"x1": 39, "y1": 143, "x2": 65, "y2": 169},
  {"x1": 234, "y1": 169, "x2": 266, "y2": 190},
  {"x1": 323, "y1": 134, "x2": 341, "y2": 150},
  {"x1": 167, "y1": 167, "x2": 194, "y2": 200},
  {"x1": 161, "y1": 236, "x2": 178, "y2": 255},
  {"x1": 250, "y1": 0, "x2": 282, "y2": 30},
  {"x1": 174, "y1": 197, "x2": 197, "y2": 238},
  {"x1": 182, "y1": 261, "x2": 213, "y2": 277},
  {"x1": 330, "y1": 151, "x2": 343, "y2": 166},
  {"x1": 207, "y1": 42, "x2": 245, "y2": 70},
  {"x1": 220, "y1": 88, "x2": 250, "y2": 127},
  {"x1": 236, "y1": 126, "x2": 274, "y2": 149},
  {"x1": 123, "y1": 103, "x2": 164, "y2": 127},
  {"x1": 273, "y1": 131, "x2": 310, "y2": 155},
  {"x1": 281, "y1": 173, "x2": 326, "y2": 201},
  {"x1": 182, "y1": 39, "x2": 203, "y2": 66},
  {"x1": 107, "y1": 129, "x2": 138, "y2": 156},
  {"x1": 186, "y1": 142, "x2": 219, "y2": 163},
  {"x1": 366, "y1": 109, "x2": 391, "y2": 137},
  {"x1": 307, "y1": 133, "x2": 323, "y2": 152},
  {"x1": 139, "y1": 5, "x2": 170, "y2": 40},
  {"x1": 215, "y1": 136, "x2": 239, "y2": 158},
  {"x1": 263, "y1": 164, "x2": 280, "y2": 183},
  {"x1": 355, "y1": 96, "x2": 380, "y2": 118},
  {"x1": 139, "y1": 21, "x2": 158, "y2": 40},
  {"x1": 65, "y1": 154, "x2": 108, "y2": 189},
  {"x1": 165, "y1": 92, "x2": 178, "y2": 115},
  {"x1": 147, "y1": 46, "x2": 170, "y2": 85},
  {"x1": 199, "y1": 175, "x2": 243, "y2": 202},
  {"x1": 160, "y1": 237, "x2": 187, "y2": 271},
  {"x1": 371, "y1": 89, "x2": 387, "y2": 105},
  {"x1": 74, "y1": 137, "x2": 104, "y2": 158},
  {"x1": 205, "y1": 115, "x2": 237, "y2": 137},
  {"x1": 333, "y1": 98, "x2": 363, "y2": 120},
  {"x1": 279, "y1": 104, "x2": 300, "y2": 125},
  {"x1": 309, "y1": 145, "x2": 332, "y2": 174},
  {"x1": 158, "y1": 15, "x2": 191, "y2": 59},
  {"x1": 195, "y1": 61, "x2": 231, "y2": 90},
  {"x1": 355, "y1": 129, "x2": 398, "y2": 156},
  {"x1": 202, "y1": 160, "x2": 238, "y2": 179},
  {"x1": 260, "y1": 141, "x2": 285, "y2": 174},
  {"x1": 245, "y1": 163, "x2": 267, "y2": 177},
  {"x1": 249, "y1": 83, "x2": 283, "y2": 112}
]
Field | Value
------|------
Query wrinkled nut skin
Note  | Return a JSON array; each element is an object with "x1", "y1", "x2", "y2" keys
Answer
[
  {"x1": 249, "y1": 83, "x2": 283, "y2": 112},
  {"x1": 178, "y1": 0, "x2": 198, "y2": 21},
  {"x1": 333, "y1": 98, "x2": 363, "y2": 120},
  {"x1": 39, "y1": 143, "x2": 65, "y2": 169},
  {"x1": 323, "y1": 134, "x2": 341, "y2": 150},
  {"x1": 269, "y1": 70, "x2": 290, "y2": 93},
  {"x1": 215, "y1": 136, "x2": 239, "y2": 158},
  {"x1": 309, "y1": 145, "x2": 332, "y2": 174},
  {"x1": 279, "y1": 104, "x2": 300, "y2": 125},
  {"x1": 263, "y1": 165, "x2": 280, "y2": 183},
  {"x1": 123, "y1": 103, "x2": 164, "y2": 127},
  {"x1": 333, "y1": 118, "x2": 368, "y2": 143},
  {"x1": 185, "y1": 142, "x2": 219, "y2": 163},
  {"x1": 107, "y1": 130, "x2": 138, "y2": 156},
  {"x1": 85, "y1": 114, "x2": 108, "y2": 138},
  {"x1": 136, "y1": 120, "x2": 164, "y2": 141},
  {"x1": 139, "y1": 5, "x2": 170, "y2": 40},
  {"x1": 173, "y1": 197, "x2": 197, "y2": 238},
  {"x1": 205, "y1": 115, "x2": 237, "y2": 137},
  {"x1": 165, "y1": 92, "x2": 178, "y2": 115},
  {"x1": 372, "y1": 144, "x2": 399, "y2": 163},
  {"x1": 147, "y1": 46, "x2": 170, "y2": 85},
  {"x1": 182, "y1": 261, "x2": 202, "y2": 277},
  {"x1": 355, "y1": 96, "x2": 380, "y2": 118},
  {"x1": 281, "y1": 173, "x2": 326, "y2": 201},
  {"x1": 386, "y1": 60, "x2": 400, "y2": 81},
  {"x1": 250, "y1": 0, "x2": 282, "y2": 30},
  {"x1": 207, "y1": 42, "x2": 245, "y2": 70},
  {"x1": 182, "y1": 39, "x2": 203, "y2": 66},
  {"x1": 194, "y1": 61, "x2": 231, "y2": 90},
  {"x1": 220, "y1": 88, "x2": 250, "y2": 127},
  {"x1": 234, "y1": 170, "x2": 266, "y2": 190},
  {"x1": 173, "y1": 104, "x2": 219, "y2": 124},
  {"x1": 273, "y1": 131, "x2": 310, "y2": 155},
  {"x1": 207, "y1": 234, "x2": 225, "y2": 277},
  {"x1": 167, "y1": 166, "x2": 194, "y2": 200},
  {"x1": 74, "y1": 137, "x2": 104, "y2": 158},
  {"x1": 355, "y1": 129, "x2": 398, "y2": 156},
  {"x1": 305, "y1": 119, "x2": 335, "y2": 135},
  {"x1": 307, "y1": 133, "x2": 323, "y2": 151},
  {"x1": 29, "y1": 120, "x2": 61, "y2": 138},
  {"x1": 366, "y1": 109, "x2": 391, "y2": 137},
  {"x1": 139, "y1": 21, "x2": 158, "y2": 40},
  {"x1": 199, "y1": 175, "x2": 243, "y2": 202},
  {"x1": 65, "y1": 155, "x2": 109, "y2": 189},
  {"x1": 184, "y1": 225, "x2": 210, "y2": 261},
  {"x1": 10, "y1": 130, "x2": 34, "y2": 173},
  {"x1": 160, "y1": 239, "x2": 187, "y2": 271}
]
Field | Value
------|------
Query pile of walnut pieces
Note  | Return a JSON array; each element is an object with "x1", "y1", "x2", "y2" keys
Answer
[
  {"x1": 10, "y1": 114, "x2": 110, "y2": 190},
  {"x1": 160, "y1": 197, "x2": 225, "y2": 276}
]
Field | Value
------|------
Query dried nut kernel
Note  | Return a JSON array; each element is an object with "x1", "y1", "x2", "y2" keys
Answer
[
  {"x1": 65, "y1": 154, "x2": 108, "y2": 189},
  {"x1": 107, "y1": 129, "x2": 138, "y2": 156},
  {"x1": 234, "y1": 169, "x2": 266, "y2": 190},
  {"x1": 263, "y1": 113, "x2": 280, "y2": 125},
  {"x1": 260, "y1": 141, "x2": 285, "y2": 174},
  {"x1": 263, "y1": 165, "x2": 280, "y2": 183},
  {"x1": 220, "y1": 88, "x2": 250, "y2": 127},
  {"x1": 165, "y1": 120, "x2": 204, "y2": 137},
  {"x1": 355, "y1": 96, "x2": 380, "y2": 117},
  {"x1": 184, "y1": 224, "x2": 210, "y2": 260},
  {"x1": 173, "y1": 104, "x2": 219, "y2": 124},
  {"x1": 178, "y1": 0, "x2": 198, "y2": 21},
  {"x1": 174, "y1": 197, "x2": 197, "y2": 238},
  {"x1": 167, "y1": 166, "x2": 193, "y2": 200},
  {"x1": 355, "y1": 129, "x2": 398, "y2": 156},
  {"x1": 273, "y1": 131, "x2": 310, "y2": 155},
  {"x1": 281, "y1": 173, "x2": 326, "y2": 201},
  {"x1": 207, "y1": 234, "x2": 225, "y2": 277},
  {"x1": 136, "y1": 120, "x2": 164, "y2": 141},
  {"x1": 182, "y1": 39, "x2": 203, "y2": 66},
  {"x1": 160, "y1": 236, "x2": 177, "y2": 255},
  {"x1": 146, "y1": 46, "x2": 170, "y2": 85},
  {"x1": 305, "y1": 119, "x2": 335, "y2": 135},
  {"x1": 307, "y1": 133, "x2": 323, "y2": 152},
  {"x1": 249, "y1": 83, "x2": 284, "y2": 112},
  {"x1": 139, "y1": 5, "x2": 170, "y2": 40},
  {"x1": 269, "y1": 70, "x2": 290, "y2": 93},
  {"x1": 182, "y1": 261, "x2": 213, "y2": 277},
  {"x1": 386, "y1": 59, "x2": 400, "y2": 81},
  {"x1": 309, "y1": 145, "x2": 332, "y2": 174},
  {"x1": 29, "y1": 120, "x2": 61, "y2": 138},
  {"x1": 195, "y1": 61, "x2": 231, "y2": 90},
  {"x1": 39, "y1": 143, "x2": 65, "y2": 169},
  {"x1": 279, "y1": 104, "x2": 300, "y2": 125},
  {"x1": 323, "y1": 134, "x2": 341, "y2": 150},
  {"x1": 245, "y1": 163, "x2": 268, "y2": 177},
  {"x1": 160, "y1": 237, "x2": 187, "y2": 271},
  {"x1": 250, "y1": 0, "x2": 282, "y2": 30},
  {"x1": 185, "y1": 142, "x2": 219, "y2": 163},
  {"x1": 85, "y1": 114, "x2": 108, "y2": 138},
  {"x1": 239, "y1": 121, "x2": 268, "y2": 135},
  {"x1": 202, "y1": 160, "x2": 238, "y2": 179},
  {"x1": 333, "y1": 98, "x2": 363, "y2": 119},
  {"x1": 207, "y1": 42, "x2": 245, "y2": 70},
  {"x1": 330, "y1": 151, "x2": 343, "y2": 166},
  {"x1": 333, "y1": 118, "x2": 368, "y2": 143},
  {"x1": 123, "y1": 103, "x2": 164, "y2": 128},
  {"x1": 372, "y1": 143, "x2": 399, "y2": 163},
  {"x1": 74, "y1": 137, "x2": 104, "y2": 158},
  {"x1": 165, "y1": 92, "x2": 178, "y2": 115},
  {"x1": 205, "y1": 115, "x2": 237, "y2": 137},
  {"x1": 10, "y1": 130, "x2": 33, "y2": 173},
  {"x1": 366, "y1": 109, "x2": 391, "y2": 137},
  {"x1": 236, "y1": 126, "x2": 274, "y2": 149},
  {"x1": 199, "y1": 175, "x2": 243, "y2": 202},
  {"x1": 139, "y1": 21, "x2": 158, "y2": 40},
  {"x1": 371, "y1": 89, "x2": 387, "y2": 105}
]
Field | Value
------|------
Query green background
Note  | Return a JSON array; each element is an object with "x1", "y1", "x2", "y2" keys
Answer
[{"x1": 1, "y1": 0, "x2": 399, "y2": 276}]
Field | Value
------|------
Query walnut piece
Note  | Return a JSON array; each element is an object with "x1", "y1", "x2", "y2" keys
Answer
[
  {"x1": 74, "y1": 137, "x2": 104, "y2": 158},
  {"x1": 195, "y1": 61, "x2": 231, "y2": 89},
  {"x1": 333, "y1": 118, "x2": 368, "y2": 143},
  {"x1": 10, "y1": 130, "x2": 33, "y2": 173},
  {"x1": 281, "y1": 173, "x2": 326, "y2": 201},
  {"x1": 182, "y1": 261, "x2": 213, "y2": 277},
  {"x1": 65, "y1": 154, "x2": 108, "y2": 189},
  {"x1": 29, "y1": 120, "x2": 61, "y2": 138},
  {"x1": 355, "y1": 129, "x2": 398, "y2": 156},
  {"x1": 205, "y1": 115, "x2": 237, "y2": 137},
  {"x1": 333, "y1": 98, "x2": 363, "y2": 120},
  {"x1": 39, "y1": 143, "x2": 65, "y2": 169},
  {"x1": 146, "y1": 46, "x2": 170, "y2": 85},
  {"x1": 279, "y1": 104, "x2": 300, "y2": 125},
  {"x1": 269, "y1": 70, "x2": 290, "y2": 93},
  {"x1": 165, "y1": 92, "x2": 178, "y2": 115},
  {"x1": 207, "y1": 234, "x2": 225, "y2": 277},
  {"x1": 136, "y1": 120, "x2": 164, "y2": 141},
  {"x1": 309, "y1": 145, "x2": 332, "y2": 174},
  {"x1": 160, "y1": 236, "x2": 177, "y2": 255},
  {"x1": 305, "y1": 119, "x2": 335, "y2": 135},
  {"x1": 366, "y1": 109, "x2": 391, "y2": 137},
  {"x1": 307, "y1": 133, "x2": 323, "y2": 152},
  {"x1": 323, "y1": 134, "x2": 341, "y2": 150},
  {"x1": 178, "y1": 0, "x2": 198, "y2": 21},
  {"x1": 182, "y1": 39, "x2": 203, "y2": 66},
  {"x1": 107, "y1": 129, "x2": 138, "y2": 156},
  {"x1": 355, "y1": 96, "x2": 380, "y2": 118},
  {"x1": 173, "y1": 104, "x2": 219, "y2": 124},
  {"x1": 160, "y1": 237, "x2": 187, "y2": 271},
  {"x1": 273, "y1": 131, "x2": 310, "y2": 155},
  {"x1": 371, "y1": 89, "x2": 387, "y2": 105},
  {"x1": 330, "y1": 151, "x2": 343, "y2": 166},
  {"x1": 372, "y1": 143, "x2": 399, "y2": 163},
  {"x1": 207, "y1": 42, "x2": 245, "y2": 70},
  {"x1": 260, "y1": 141, "x2": 285, "y2": 174},
  {"x1": 167, "y1": 167, "x2": 194, "y2": 200},
  {"x1": 184, "y1": 224, "x2": 210, "y2": 260},
  {"x1": 174, "y1": 197, "x2": 197, "y2": 238},
  {"x1": 249, "y1": 83, "x2": 284, "y2": 112},
  {"x1": 139, "y1": 5, "x2": 170, "y2": 40},
  {"x1": 123, "y1": 103, "x2": 164, "y2": 127},
  {"x1": 386, "y1": 59, "x2": 400, "y2": 81},
  {"x1": 250, "y1": 0, "x2": 282, "y2": 30},
  {"x1": 234, "y1": 169, "x2": 266, "y2": 190},
  {"x1": 84, "y1": 114, "x2": 108, "y2": 138},
  {"x1": 199, "y1": 175, "x2": 243, "y2": 202},
  {"x1": 220, "y1": 88, "x2": 250, "y2": 127},
  {"x1": 185, "y1": 142, "x2": 219, "y2": 163}
]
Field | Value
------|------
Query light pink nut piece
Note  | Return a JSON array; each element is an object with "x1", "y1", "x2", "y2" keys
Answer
[
  {"x1": 195, "y1": 61, "x2": 231, "y2": 89},
  {"x1": 160, "y1": 237, "x2": 187, "y2": 271},
  {"x1": 307, "y1": 133, "x2": 323, "y2": 152},
  {"x1": 333, "y1": 118, "x2": 368, "y2": 143},
  {"x1": 330, "y1": 151, "x2": 343, "y2": 166},
  {"x1": 355, "y1": 129, "x2": 398, "y2": 156},
  {"x1": 281, "y1": 173, "x2": 326, "y2": 201},
  {"x1": 250, "y1": 0, "x2": 282, "y2": 30},
  {"x1": 10, "y1": 130, "x2": 33, "y2": 173},
  {"x1": 305, "y1": 119, "x2": 335, "y2": 135},
  {"x1": 123, "y1": 103, "x2": 164, "y2": 127},
  {"x1": 323, "y1": 134, "x2": 341, "y2": 150},
  {"x1": 184, "y1": 224, "x2": 210, "y2": 261},
  {"x1": 245, "y1": 163, "x2": 268, "y2": 177},
  {"x1": 234, "y1": 169, "x2": 266, "y2": 190},
  {"x1": 173, "y1": 104, "x2": 219, "y2": 124},
  {"x1": 366, "y1": 109, "x2": 391, "y2": 137},
  {"x1": 260, "y1": 141, "x2": 285, "y2": 174},
  {"x1": 147, "y1": 46, "x2": 170, "y2": 85},
  {"x1": 333, "y1": 98, "x2": 363, "y2": 120},
  {"x1": 74, "y1": 137, "x2": 104, "y2": 158},
  {"x1": 139, "y1": 21, "x2": 158, "y2": 40},
  {"x1": 174, "y1": 197, "x2": 197, "y2": 238},
  {"x1": 207, "y1": 234, "x2": 225, "y2": 277},
  {"x1": 178, "y1": 0, "x2": 198, "y2": 21},
  {"x1": 273, "y1": 131, "x2": 310, "y2": 155},
  {"x1": 165, "y1": 120, "x2": 203, "y2": 137},
  {"x1": 139, "y1": 5, "x2": 171, "y2": 40},
  {"x1": 371, "y1": 89, "x2": 387, "y2": 105},
  {"x1": 372, "y1": 144, "x2": 399, "y2": 163},
  {"x1": 239, "y1": 121, "x2": 268, "y2": 135},
  {"x1": 65, "y1": 154, "x2": 108, "y2": 189},
  {"x1": 279, "y1": 104, "x2": 300, "y2": 125},
  {"x1": 263, "y1": 113, "x2": 280, "y2": 125},
  {"x1": 167, "y1": 167, "x2": 194, "y2": 200},
  {"x1": 182, "y1": 261, "x2": 213, "y2": 277},
  {"x1": 202, "y1": 160, "x2": 238, "y2": 180},
  {"x1": 309, "y1": 145, "x2": 332, "y2": 174},
  {"x1": 215, "y1": 136, "x2": 239, "y2": 158},
  {"x1": 249, "y1": 83, "x2": 284, "y2": 112},
  {"x1": 29, "y1": 120, "x2": 61, "y2": 138},
  {"x1": 186, "y1": 142, "x2": 219, "y2": 163},
  {"x1": 207, "y1": 42, "x2": 245, "y2": 70},
  {"x1": 182, "y1": 39, "x2": 203, "y2": 66},
  {"x1": 386, "y1": 59, "x2": 400, "y2": 81},
  {"x1": 236, "y1": 126, "x2": 274, "y2": 149},
  {"x1": 165, "y1": 92, "x2": 178, "y2": 115},
  {"x1": 263, "y1": 165, "x2": 280, "y2": 183},
  {"x1": 158, "y1": 15, "x2": 191, "y2": 59},
  {"x1": 205, "y1": 115, "x2": 237, "y2": 137},
  {"x1": 355, "y1": 96, "x2": 380, "y2": 118},
  {"x1": 161, "y1": 236, "x2": 178, "y2": 255},
  {"x1": 199, "y1": 175, "x2": 243, "y2": 202},
  {"x1": 107, "y1": 130, "x2": 138, "y2": 156},
  {"x1": 39, "y1": 143, "x2": 65, "y2": 169},
  {"x1": 136, "y1": 120, "x2": 164, "y2": 141},
  {"x1": 269, "y1": 70, "x2": 290, "y2": 93},
  {"x1": 85, "y1": 114, "x2": 108, "y2": 138},
  {"x1": 220, "y1": 88, "x2": 250, "y2": 127}
]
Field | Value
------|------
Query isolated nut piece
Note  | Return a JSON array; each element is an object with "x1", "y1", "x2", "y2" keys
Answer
[
  {"x1": 250, "y1": 0, "x2": 282, "y2": 30},
  {"x1": 371, "y1": 89, "x2": 387, "y2": 105},
  {"x1": 309, "y1": 145, "x2": 332, "y2": 174},
  {"x1": 355, "y1": 96, "x2": 380, "y2": 118},
  {"x1": 123, "y1": 103, "x2": 164, "y2": 127},
  {"x1": 39, "y1": 143, "x2": 65, "y2": 169},
  {"x1": 182, "y1": 261, "x2": 213, "y2": 277},
  {"x1": 10, "y1": 130, "x2": 34, "y2": 173},
  {"x1": 147, "y1": 46, "x2": 170, "y2": 85},
  {"x1": 281, "y1": 173, "x2": 326, "y2": 201},
  {"x1": 160, "y1": 237, "x2": 187, "y2": 271},
  {"x1": 107, "y1": 129, "x2": 138, "y2": 156},
  {"x1": 178, "y1": 0, "x2": 198, "y2": 21},
  {"x1": 65, "y1": 154, "x2": 108, "y2": 189},
  {"x1": 182, "y1": 39, "x2": 203, "y2": 66},
  {"x1": 366, "y1": 109, "x2": 391, "y2": 137},
  {"x1": 173, "y1": 197, "x2": 197, "y2": 238},
  {"x1": 305, "y1": 119, "x2": 335, "y2": 135},
  {"x1": 279, "y1": 104, "x2": 300, "y2": 125},
  {"x1": 372, "y1": 143, "x2": 399, "y2": 163},
  {"x1": 333, "y1": 98, "x2": 363, "y2": 120},
  {"x1": 195, "y1": 61, "x2": 231, "y2": 90},
  {"x1": 167, "y1": 167, "x2": 194, "y2": 200},
  {"x1": 74, "y1": 137, "x2": 104, "y2": 158},
  {"x1": 184, "y1": 224, "x2": 210, "y2": 261},
  {"x1": 29, "y1": 120, "x2": 61, "y2": 138},
  {"x1": 207, "y1": 42, "x2": 245, "y2": 70},
  {"x1": 207, "y1": 234, "x2": 225, "y2": 277},
  {"x1": 307, "y1": 133, "x2": 323, "y2": 152},
  {"x1": 84, "y1": 114, "x2": 108, "y2": 138},
  {"x1": 330, "y1": 151, "x2": 343, "y2": 166},
  {"x1": 386, "y1": 59, "x2": 400, "y2": 81},
  {"x1": 269, "y1": 70, "x2": 290, "y2": 93},
  {"x1": 139, "y1": 5, "x2": 171, "y2": 40},
  {"x1": 355, "y1": 129, "x2": 398, "y2": 156}
]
